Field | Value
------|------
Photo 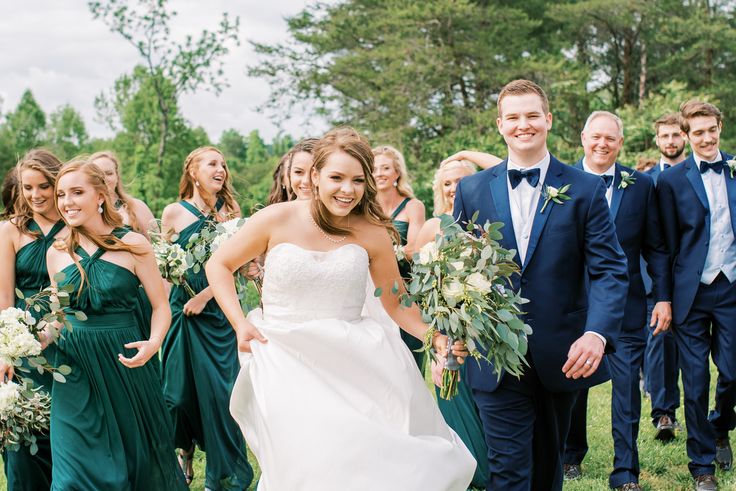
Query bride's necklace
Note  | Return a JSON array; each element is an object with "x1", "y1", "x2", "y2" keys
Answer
[{"x1": 309, "y1": 211, "x2": 347, "y2": 244}]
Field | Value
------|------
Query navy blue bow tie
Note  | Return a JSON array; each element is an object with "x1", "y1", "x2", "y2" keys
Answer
[
  {"x1": 700, "y1": 160, "x2": 725, "y2": 174},
  {"x1": 663, "y1": 163, "x2": 671, "y2": 170},
  {"x1": 508, "y1": 168, "x2": 541, "y2": 189},
  {"x1": 600, "y1": 174, "x2": 614, "y2": 188}
]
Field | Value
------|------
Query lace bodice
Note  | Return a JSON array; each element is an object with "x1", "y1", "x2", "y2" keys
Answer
[{"x1": 261, "y1": 243, "x2": 369, "y2": 323}]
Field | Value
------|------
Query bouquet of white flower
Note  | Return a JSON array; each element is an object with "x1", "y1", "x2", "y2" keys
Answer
[
  {"x1": 3, "y1": 282, "x2": 77, "y2": 385},
  {"x1": 398, "y1": 213, "x2": 532, "y2": 399},
  {"x1": 151, "y1": 236, "x2": 196, "y2": 297},
  {"x1": 0, "y1": 380, "x2": 51, "y2": 455},
  {"x1": 209, "y1": 218, "x2": 246, "y2": 254}
]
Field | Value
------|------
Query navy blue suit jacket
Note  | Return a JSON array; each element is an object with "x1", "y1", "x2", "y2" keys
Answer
[
  {"x1": 453, "y1": 156, "x2": 629, "y2": 393},
  {"x1": 657, "y1": 151, "x2": 736, "y2": 325},
  {"x1": 574, "y1": 160, "x2": 671, "y2": 330}
]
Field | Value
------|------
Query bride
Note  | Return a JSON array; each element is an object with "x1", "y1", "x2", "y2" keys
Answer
[{"x1": 206, "y1": 127, "x2": 476, "y2": 490}]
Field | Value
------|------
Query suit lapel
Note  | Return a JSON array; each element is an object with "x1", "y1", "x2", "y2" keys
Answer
[
  {"x1": 523, "y1": 157, "x2": 563, "y2": 271},
  {"x1": 722, "y1": 152, "x2": 736, "y2": 236},
  {"x1": 610, "y1": 164, "x2": 624, "y2": 219},
  {"x1": 685, "y1": 156, "x2": 710, "y2": 212},
  {"x1": 488, "y1": 162, "x2": 519, "y2": 260}
]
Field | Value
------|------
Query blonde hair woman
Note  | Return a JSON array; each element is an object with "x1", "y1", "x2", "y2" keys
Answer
[
  {"x1": 89, "y1": 151, "x2": 156, "y2": 236},
  {"x1": 159, "y1": 146, "x2": 253, "y2": 489},
  {"x1": 372, "y1": 145, "x2": 426, "y2": 370},
  {"x1": 46, "y1": 158, "x2": 185, "y2": 490},
  {"x1": 415, "y1": 158, "x2": 489, "y2": 488},
  {"x1": 0, "y1": 149, "x2": 66, "y2": 490}
]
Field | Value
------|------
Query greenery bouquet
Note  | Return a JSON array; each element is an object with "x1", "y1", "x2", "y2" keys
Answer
[
  {"x1": 2, "y1": 283, "x2": 77, "y2": 385},
  {"x1": 0, "y1": 380, "x2": 51, "y2": 455},
  {"x1": 402, "y1": 214, "x2": 532, "y2": 399}
]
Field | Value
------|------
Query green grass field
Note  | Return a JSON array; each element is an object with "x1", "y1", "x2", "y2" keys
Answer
[{"x1": 2, "y1": 364, "x2": 733, "y2": 491}]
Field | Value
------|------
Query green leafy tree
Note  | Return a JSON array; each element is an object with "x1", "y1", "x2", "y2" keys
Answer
[
  {"x1": 46, "y1": 105, "x2": 89, "y2": 159},
  {"x1": 89, "y1": 0, "x2": 239, "y2": 179}
]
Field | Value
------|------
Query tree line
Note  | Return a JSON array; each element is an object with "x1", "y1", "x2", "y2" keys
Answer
[{"x1": 1, "y1": 0, "x2": 735, "y2": 216}]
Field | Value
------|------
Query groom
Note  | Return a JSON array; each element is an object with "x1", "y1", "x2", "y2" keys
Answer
[{"x1": 453, "y1": 79, "x2": 629, "y2": 491}]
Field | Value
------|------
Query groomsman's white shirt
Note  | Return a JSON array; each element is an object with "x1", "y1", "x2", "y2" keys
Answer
[
  {"x1": 506, "y1": 153, "x2": 549, "y2": 266},
  {"x1": 582, "y1": 159, "x2": 615, "y2": 207},
  {"x1": 694, "y1": 150, "x2": 736, "y2": 284}
]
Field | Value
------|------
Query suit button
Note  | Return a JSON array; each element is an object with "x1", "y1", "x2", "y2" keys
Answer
[
  {"x1": 521, "y1": 278, "x2": 528, "y2": 285},
  {"x1": 697, "y1": 270, "x2": 702, "y2": 275}
]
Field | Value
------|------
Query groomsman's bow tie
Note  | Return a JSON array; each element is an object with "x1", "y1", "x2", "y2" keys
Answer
[
  {"x1": 600, "y1": 174, "x2": 614, "y2": 188},
  {"x1": 508, "y1": 168, "x2": 541, "y2": 189},
  {"x1": 663, "y1": 163, "x2": 671, "y2": 169},
  {"x1": 700, "y1": 160, "x2": 725, "y2": 174}
]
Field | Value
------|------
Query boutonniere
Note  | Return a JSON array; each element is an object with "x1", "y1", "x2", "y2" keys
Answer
[
  {"x1": 540, "y1": 184, "x2": 571, "y2": 213},
  {"x1": 618, "y1": 171, "x2": 636, "y2": 189},
  {"x1": 727, "y1": 159, "x2": 736, "y2": 178}
]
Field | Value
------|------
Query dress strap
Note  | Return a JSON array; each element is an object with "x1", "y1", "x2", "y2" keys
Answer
[
  {"x1": 47, "y1": 220, "x2": 66, "y2": 240},
  {"x1": 215, "y1": 197, "x2": 225, "y2": 211},
  {"x1": 179, "y1": 200, "x2": 205, "y2": 219},
  {"x1": 390, "y1": 198, "x2": 411, "y2": 219}
]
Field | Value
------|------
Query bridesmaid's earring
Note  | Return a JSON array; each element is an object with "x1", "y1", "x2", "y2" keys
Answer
[
  {"x1": 98, "y1": 203, "x2": 104, "y2": 214},
  {"x1": 195, "y1": 180, "x2": 200, "y2": 187},
  {"x1": 393, "y1": 181, "x2": 398, "y2": 187}
]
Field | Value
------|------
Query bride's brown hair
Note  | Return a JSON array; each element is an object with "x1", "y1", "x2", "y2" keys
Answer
[
  {"x1": 310, "y1": 127, "x2": 398, "y2": 243},
  {"x1": 55, "y1": 159, "x2": 146, "y2": 290}
]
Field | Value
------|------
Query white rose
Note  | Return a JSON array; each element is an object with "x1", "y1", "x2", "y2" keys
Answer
[
  {"x1": 417, "y1": 242, "x2": 439, "y2": 265},
  {"x1": 546, "y1": 186, "x2": 559, "y2": 198},
  {"x1": 441, "y1": 280, "x2": 465, "y2": 303},
  {"x1": 466, "y1": 272, "x2": 492, "y2": 292}
]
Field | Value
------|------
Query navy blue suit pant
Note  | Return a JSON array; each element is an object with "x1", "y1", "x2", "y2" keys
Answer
[{"x1": 675, "y1": 273, "x2": 736, "y2": 477}]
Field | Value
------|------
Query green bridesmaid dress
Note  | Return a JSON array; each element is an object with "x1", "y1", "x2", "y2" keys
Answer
[
  {"x1": 2, "y1": 220, "x2": 64, "y2": 491},
  {"x1": 391, "y1": 197, "x2": 425, "y2": 371},
  {"x1": 51, "y1": 230, "x2": 186, "y2": 490},
  {"x1": 161, "y1": 200, "x2": 253, "y2": 491},
  {"x1": 432, "y1": 214, "x2": 489, "y2": 489}
]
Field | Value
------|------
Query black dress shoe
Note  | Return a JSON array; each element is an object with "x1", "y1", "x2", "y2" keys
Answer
[
  {"x1": 655, "y1": 415, "x2": 676, "y2": 442},
  {"x1": 694, "y1": 474, "x2": 718, "y2": 490},
  {"x1": 563, "y1": 463, "x2": 581, "y2": 480},
  {"x1": 615, "y1": 482, "x2": 642, "y2": 491},
  {"x1": 715, "y1": 437, "x2": 732, "y2": 471}
]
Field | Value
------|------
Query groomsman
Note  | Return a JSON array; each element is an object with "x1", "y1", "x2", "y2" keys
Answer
[
  {"x1": 453, "y1": 80, "x2": 629, "y2": 491},
  {"x1": 643, "y1": 112, "x2": 686, "y2": 441},
  {"x1": 657, "y1": 100, "x2": 736, "y2": 491},
  {"x1": 563, "y1": 111, "x2": 672, "y2": 491}
]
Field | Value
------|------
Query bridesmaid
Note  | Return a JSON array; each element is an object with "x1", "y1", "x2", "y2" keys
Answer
[
  {"x1": 372, "y1": 145, "x2": 426, "y2": 370},
  {"x1": 284, "y1": 138, "x2": 319, "y2": 202},
  {"x1": 160, "y1": 146, "x2": 253, "y2": 490},
  {"x1": 90, "y1": 151, "x2": 156, "y2": 235},
  {"x1": 46, "y1": 159, "x2": 185, "y2": 490},
  {"x1": 90, "y1": 151, "x2": 157, "y2": 340},
  {"x1": 0, "y1": 149, "x2": 66, "y2": 491},
  {"x1": 415, "y1": 158, "x2": 490, "y2": 489}
]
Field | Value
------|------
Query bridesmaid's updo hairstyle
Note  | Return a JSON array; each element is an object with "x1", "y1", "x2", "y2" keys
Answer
[
  {"x1": 13, "y1": 149, "x2": 63, "y2": 237},
  {"x1": 371, "y1": 145, "x2": 415, "y2": 198},
  {"x1": 310, "y1": 127, "x2": 398, "y2": 242},
  {"x1": 178, "y1": 146, "x2": 238, "y2": 218},
  {"x1": 432, "y1": 160, "x2": 475, "y2": 216},
  {"x1": 89, "y1": 151, "x2": 143, "y2": 233}
]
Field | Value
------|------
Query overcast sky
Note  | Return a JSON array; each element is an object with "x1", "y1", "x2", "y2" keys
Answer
[{"x1": 0, "y1": 0, "x2": 328, "y2": 142}]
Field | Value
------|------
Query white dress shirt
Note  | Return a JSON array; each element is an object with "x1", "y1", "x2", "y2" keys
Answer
[
  {"x1": 506, "y1": 154, "x2": 549, "y2": 266},
  {"x1": 582, "y1": 159, "x2": 616, "y2": 207},
  {"x1": 694, "y1": 151, "x2": 736, "y2": 284}
]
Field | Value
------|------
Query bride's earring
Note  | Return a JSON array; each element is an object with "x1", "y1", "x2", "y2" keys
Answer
[
  {"x1": 98, "y1": 203, "x2": 104, "y2": 214},
  {"x1": 195, "y1": 180, "x2": 200, "y2": 188},
  {"x1": 393, "y1": 180, "x2": 398, "y2": 187}
]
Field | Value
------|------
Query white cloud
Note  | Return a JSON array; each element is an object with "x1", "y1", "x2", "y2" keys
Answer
[{"x1": 0, "y1": 0, "x2": 329, "y2": 142}]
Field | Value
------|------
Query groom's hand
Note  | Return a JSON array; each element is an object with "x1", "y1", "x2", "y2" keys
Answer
[{"x1": 562, "y1": 332, "x2": 605, "y2": 379}]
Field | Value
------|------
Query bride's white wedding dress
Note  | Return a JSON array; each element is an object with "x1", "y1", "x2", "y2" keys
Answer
[{"x1": 230, "y1": 242, "x2": 476, "y2": 490}]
